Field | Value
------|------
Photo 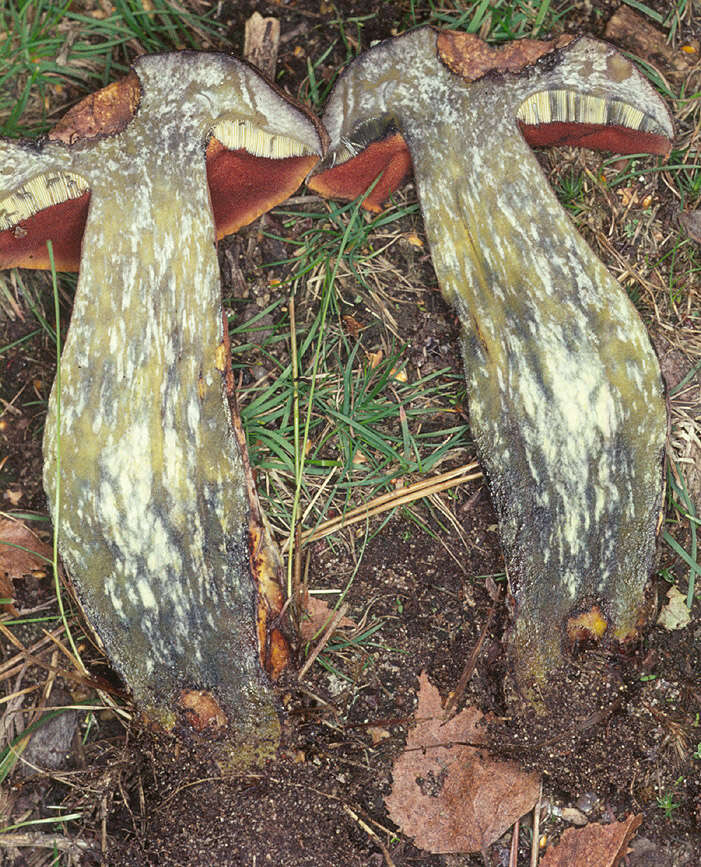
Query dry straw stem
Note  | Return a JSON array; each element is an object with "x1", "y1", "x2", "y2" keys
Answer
[
  {"x1": 0, "y1": 620, "x2": 125, "y2": 714},
  {"x1": 0, "y1": 624, "x2": 68, "y2": 681},
  {"x1": 443, "y1": 603, "x2": 496, "y2": 720},
  {"x1": 509, "y1": 817, "x2": 519, "y2": 867},
  {"x1": 0, "y1": 832, "x2": 92, "y2": 856},
  {"x1": 531, "y1": 781, "x2": 543, "y2": 867},
  {"x1": 300, "y1": 461, "x2": 483, "y2": 545},
  {"x1": 343, "y1": 804, "x2": 397, "y2": 867}
]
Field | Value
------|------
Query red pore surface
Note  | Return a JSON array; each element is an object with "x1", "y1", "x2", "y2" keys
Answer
[
  {"x1": 0, "y1": 192, "x2": 90, "y2": 272},
  {"x1": 520, "y1": 121, "x2": 672, "y2": 155},
  {"x1": 307, "y1": 132, "x2": 411, "y2": 212},
  {"x1": 207, "y1": 139, "x2": 320, "y2": 237},
  {"x1": 1, "y1": 65, "x2": 319, "y2": 273},
  {"x1": 0, "y1": 146, "x2": 317, "y2": 273}
]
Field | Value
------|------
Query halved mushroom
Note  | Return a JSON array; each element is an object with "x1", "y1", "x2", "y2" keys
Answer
[
  {"x1": 0, "y1": 52, "x2": 325, "y2": 753},
  {"x1": 308, "y1": 29, "x2": 672, "y2": 702}
]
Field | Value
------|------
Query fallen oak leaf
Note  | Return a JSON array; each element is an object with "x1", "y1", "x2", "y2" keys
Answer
[
  {"x1": 540, "y1": 813, "x2": 642, "y2": 867},
  {"x1": 385, "y1": 671, "x2": 540, "y2": 854},
  {"x1": 0, "y1": 517, "x2": 52, "y2": 614}
]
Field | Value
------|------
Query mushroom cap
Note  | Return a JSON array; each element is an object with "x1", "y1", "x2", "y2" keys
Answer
[
  {"x1": 308, "y1": 28, "x2": 674, "y2": 211},
  {"x1": 0, "y1": 52, "x2": 326, "y2": 271}
]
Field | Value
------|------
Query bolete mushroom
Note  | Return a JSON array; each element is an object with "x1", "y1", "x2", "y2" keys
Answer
[
  {"x1": 308, "y1": 29, "x2": 673, "y2": 700},
  {"x1": 0, "y1": 52, "x2": 325, "y2": 750}
]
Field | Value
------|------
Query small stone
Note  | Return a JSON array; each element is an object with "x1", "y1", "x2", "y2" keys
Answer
[
  {"x1": 560, "y1": 806, "x2": 588, "y2": 826},
  {"x1": 21, "y1": 688, "x2": 79, "y2": 778},
  {"x1": 574, "y1": 791, "x2": 599, "y2": 814}
]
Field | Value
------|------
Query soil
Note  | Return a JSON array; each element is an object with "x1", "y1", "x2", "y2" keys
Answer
[{"x1": 1, "y1": 1, "x2": 699, "y2": 866}]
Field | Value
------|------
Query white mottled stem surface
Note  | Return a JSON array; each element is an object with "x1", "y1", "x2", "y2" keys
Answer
[
  {"x1": 0, "y1": 52, "x2": 326, "y2": 740},
  {"x1": 320, "y1": 29, "x2": 668, "y2": 685},
  {"x1": 44, "y1": 147, "x2": 273, "y2": 728},
  {"x1": 413, "y1": 117, "x2": 665, "y2": 678}
]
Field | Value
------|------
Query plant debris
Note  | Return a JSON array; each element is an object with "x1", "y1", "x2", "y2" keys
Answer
[
  {"x1": 299, "y1": 593, "x2": 356, "y2": 642},
  {"x1": 385, "y1": 671, "x2": 540, "y2": 854},
  {"x1": 540, "y1": 813, "x2": 643, "y2": 867},
  {"x1": 657, "y1": 585, "x2": 692, "y2": 631},
  {"x1": 0, "y1": 517, "x2": 51, "y2": 614}
]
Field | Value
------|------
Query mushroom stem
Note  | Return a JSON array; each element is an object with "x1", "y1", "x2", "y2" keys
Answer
[
  {"x1": 309, "y1": 28, "x2": 671, "y2": 697},
  {"x1": 1, "y1": 51, "x2": 324, "y2": 750},
  {"x1": 42, "y1": 152, "x2": 274, "y2": 733},
  {"x1": 413, "y1": 109, "x2": 665, "y2": 684}
]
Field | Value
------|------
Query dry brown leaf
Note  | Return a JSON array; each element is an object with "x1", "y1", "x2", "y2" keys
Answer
[
  {"x1": 540, "y1": 814, "x2": 643, "y2": 867},
  {"x1": 404, "y1": 231, "x2": 424, "y2": 248},
  {"x1": 342, "y1": 314, "x2": 363, "y2": 338},
  {"x1": 299, "y1": 595, "x2": 355, "y2": 642},
  {"x1": 367, "y1": 349, "x2": 383, "y2": 369},
  {"x1": 4, "y1": 489, "x2": 22, "y2": 506},
  {"x1": 385, "y1": 671, "x2": 540, "y2": 854},
  {"x1": 0, "y1": 517, "x2": 52, "y2": 614}
]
